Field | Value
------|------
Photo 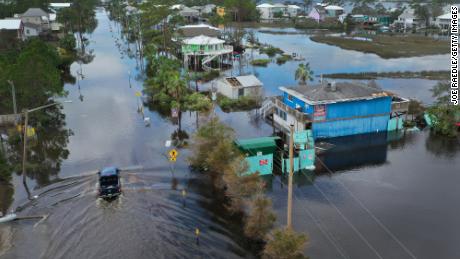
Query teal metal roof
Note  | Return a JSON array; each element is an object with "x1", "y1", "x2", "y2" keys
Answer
[{"x1": 235, "y1": 137, "x2": 280, "y2": 150}]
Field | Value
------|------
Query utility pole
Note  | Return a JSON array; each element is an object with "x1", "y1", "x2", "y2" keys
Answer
[
  {"x1": 7, "y1": 80, "x2": 17, "y2": 115},
  {"x1": 22, "y1": 109, "x2": 28, "y2": 186},
  {"x1": 287, "y1": 124, "x2": 294, "y2": 229}
]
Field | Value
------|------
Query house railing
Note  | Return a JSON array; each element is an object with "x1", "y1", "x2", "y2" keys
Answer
[
  {"x1": 274, "y1": 96, "x2": 312, "y2": 122},
  {"x1": 391, "y1": 99, "x2": 410, "y2": 113}
]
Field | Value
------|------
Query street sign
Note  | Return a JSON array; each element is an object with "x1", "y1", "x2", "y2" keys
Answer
[
  {"x1": 135, "y1": 91, "x2": 142, "y2": 97},
  {"x1": 165, "y1": 140, "x2": 172, "y2": 147},
  {"x1": 169, "y1": 149, "x2": 178, "y2": 159}
]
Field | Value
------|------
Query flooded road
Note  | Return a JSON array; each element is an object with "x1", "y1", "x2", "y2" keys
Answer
[{"x1": 1, "y1": 7, "x2": 459, "y2": 259}]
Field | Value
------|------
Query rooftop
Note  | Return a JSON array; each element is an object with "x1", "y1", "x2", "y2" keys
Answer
[
  {"x1": 257, "y1": 3, "x2": 274, "y2": 8},
  {"x1": 280, "y1": 82, "x2": 389, "y2": 105},
  {"x1": 235, "y1": 137, "x2": 280, "y2": 151},
  {"x1": 437, "y1": 13, "x2": 451, "y2": 19},
  {"x1": 100, "y1": 167, "x2": 119, "y2": 177},
  {"x1": 183, "y1": 35, "x2": 224, "y2": 45},
  {"x1": 224, "y1": 75, "x2": 263, "y2": 88},
  {"x1": 0, "y1": 19, "x2": 22, "y2": 30},
  {"x1": 178, "y1": 24, "x2": 221, "y2": 38},
  {"x1": 325, "y1": 5, "x2": 344, "y2": 10},
  {"x1": 22, "y1": 8, "x2": 48, "y2": 17},
  {"x1": 49, "y1": 3, "x2": 71, "y2": 8}
]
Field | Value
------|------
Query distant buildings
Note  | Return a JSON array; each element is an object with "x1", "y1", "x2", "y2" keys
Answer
[
  {"x1": 20, "y1": 8, "x2": 50, "y2": 30},
  {"x1": 394, "y1": 7, "x2": 424, "y2": 30},
  {"x1": 216, "y1": 75, "x2": 263, "y2": 100},
  {"x1": 256, "y1": 3, "x2": 301, "y2": 20},
  {"x1": 268, "y1": 82, "x2": 409, "y2": 139}
]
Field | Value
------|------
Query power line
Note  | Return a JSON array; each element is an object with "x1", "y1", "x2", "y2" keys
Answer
[
  {"x1": 272, "y1": 176, "x2": 349, "y2": 259},
  {"x1": 316, "y1": 157, "x2": 418, "y2": 259},
  {"x1": 270, "y1": 145, "x2": 383, "y2": 258}
]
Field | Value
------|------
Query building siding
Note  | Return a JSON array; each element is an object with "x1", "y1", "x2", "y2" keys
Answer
[
  {"x1": 313, "y1": 114, "x2": 389, "y2": 138},
  {"x1": 325, "y1": 97, "x2": 391, "y2": 119}
]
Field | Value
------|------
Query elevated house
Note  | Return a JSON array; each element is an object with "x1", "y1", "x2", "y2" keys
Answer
[
  {"x1": 216, "y1": 75, "x2": 263, "y2": 100},
  {"x1": 190, "y1": 4, "x2": 216, "y2": 15},
  {"x1": 0, "y1": 19, "x2": 25, "y2": 41},
  {"x1": 264, "y1": 82, "x2": 409, "y2": 139},
  {"x1": 19, "y1": 8, "x2": 50, "y2": 30},
  {"x1": 324, "y1": 5, "x2": 344, "y2": 17},
  {"x1": 393, "y1": 7, "x2": 424, "y2": 31},
  {"x1": 181, "y1": 35, "x2": 233, "y2": 71},
  {"x1": 435, "y1": 13, "x2": 451, "y2": 30},
  {"x1": 257, "y1": 3, "x2": 275, "y2": 20}
]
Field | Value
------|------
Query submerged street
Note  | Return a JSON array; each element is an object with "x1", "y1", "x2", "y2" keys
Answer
[{"x1": 1, "y1": 7, "x2": 460, "y2": 259}]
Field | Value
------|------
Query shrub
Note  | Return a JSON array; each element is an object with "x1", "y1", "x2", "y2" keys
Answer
[
  {"x1": 276, "y1": 54, "x2": 293, "y2": 65},
  {"x1": 260, "y1": 45, "x2": 284, "y2": 57},
  {"x1": 59, "y1": 34, "x2": 76, "y2": 51},
  {"x1": 263, "y1": 228, "x2": 309, "y2": 259},
  {"x1": 250, "y1": 59, "x2": 271, "y2": 66},
  {"x1": 217, "y1": 94, "x2": 260, "y2": 112}
]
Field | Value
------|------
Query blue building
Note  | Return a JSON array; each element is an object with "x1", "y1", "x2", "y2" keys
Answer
[{"x1": 271, "y1": 82, "x2": 409, "y2": 139}]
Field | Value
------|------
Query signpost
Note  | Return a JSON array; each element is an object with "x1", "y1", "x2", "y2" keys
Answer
[{"x1": 169, "y1": 149, "x2": 178, "y2": 162}]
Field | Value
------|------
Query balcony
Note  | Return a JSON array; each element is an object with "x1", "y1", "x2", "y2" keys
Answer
[
  {"x1": 391, "y1": 96, "x2": 410, "y2": 113},
  {"x1": 274, "y1": 96, "x2": 312, "y2": 122}
]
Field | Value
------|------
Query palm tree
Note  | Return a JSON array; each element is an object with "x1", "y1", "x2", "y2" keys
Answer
[
  {"x1": 295, "y1": 63, "x2": 314, "y2": 85},
  {"x1": 303, "y1": 0, "x2": 312, "y2": 14}
]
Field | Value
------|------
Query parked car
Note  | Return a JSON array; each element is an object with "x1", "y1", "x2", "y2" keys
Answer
[{"x1": 98, "y1": 167, "x2": 121, "y2": 199}]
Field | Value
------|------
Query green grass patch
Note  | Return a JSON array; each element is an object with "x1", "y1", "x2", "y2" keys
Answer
[
  {"x1": 294, "y1": 17, "x2": 343, "y2": 30},
  {"x1": 192, "y1": 70, "x2": 220, "y2": 82},
  {"x1": 250, "y1": 58, "x2": 271, "y2": 66},
  {"x1": 276, "y1": 54, "x2": 293, "y2": 65},
  {"x1": 310, "y1": 34, "x2": 450, "y2": 58},
  {"x1": 259, "y1": 45, "x2": 284, "y2": 57},
  {"x1": 217, "y1": 94, "x2": 261, "y2": 112}
]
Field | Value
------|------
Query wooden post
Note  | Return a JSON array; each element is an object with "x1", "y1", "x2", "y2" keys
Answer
[{"x1": 287, "y1": 124, "x2": 294, "y2": 229}]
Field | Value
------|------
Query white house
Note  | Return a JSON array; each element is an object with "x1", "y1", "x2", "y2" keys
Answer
[
  {"x1": 287, "y1": 5, "x2": 301, "y2": 17},
  {"x1": 435, "y1": 13, "x2": 451, "y2": 30},
  {"x1": 324, "y1": 5, "x2": 344, "y2": 17},
  {"x1": 23, "y1": 22, "x2": 41, "y2": 37},
  {"x1": 394, "y1": 7, "x2": 424, "y2": 30},
  {"x1": 257, "y1": 3, "x2": 275, "y2": 20},
  {"x1": 19, "y1": 8, "x2": 50, "y2": 30},
  {"x1": 216, "y1": 75, "x2": 263, "y2": 100},
  {"x1": 0, "y1": 18, "x2": 25, "y2": 40}
]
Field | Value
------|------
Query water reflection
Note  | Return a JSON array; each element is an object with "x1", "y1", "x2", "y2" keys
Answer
[{"x1": 7, "y1": 107, "x2": 72, "y2": 188}]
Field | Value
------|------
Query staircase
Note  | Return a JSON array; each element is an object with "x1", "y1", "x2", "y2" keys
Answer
[
  {"x1": 202, "y1": 54, "x2": 219, "y2": 72},
  {"x1": 259, "y1": 97, "x2": 275, "y2": 119}
]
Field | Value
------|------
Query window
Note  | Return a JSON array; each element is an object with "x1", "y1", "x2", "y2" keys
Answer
[
  {"x1": 287, "y1": 94, "x2": 293, "y2": 101},
  {"x1": 26, "y1": 29, "x2": 30, "y2": 34},
  {"x1": 238, "y1": 88, "x2": 244, "y2": 97}
]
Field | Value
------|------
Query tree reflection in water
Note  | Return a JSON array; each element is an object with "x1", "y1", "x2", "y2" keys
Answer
[{"x1": 8, "y1": 106, "x2": 73, "y2": 188}]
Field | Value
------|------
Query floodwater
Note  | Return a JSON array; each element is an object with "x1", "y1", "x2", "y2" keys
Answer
[{"x1": 1, "y1": 7, "x2": 459, "y2": 259}]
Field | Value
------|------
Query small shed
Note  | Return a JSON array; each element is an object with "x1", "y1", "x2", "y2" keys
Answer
[
  {"x1": 235, "y1": 136, "x2": 281, "y2": 175},
  {"x1": 216, "y1": 75, "x2": 263, "y2": 99}
]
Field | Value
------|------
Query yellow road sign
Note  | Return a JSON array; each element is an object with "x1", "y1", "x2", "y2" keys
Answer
[
  {"x1": 135, "y1": 91, "x2": 142, "y2": 97},
  {"x1": 169, "y1": 149, "x2": 178, "y2": 158}
]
